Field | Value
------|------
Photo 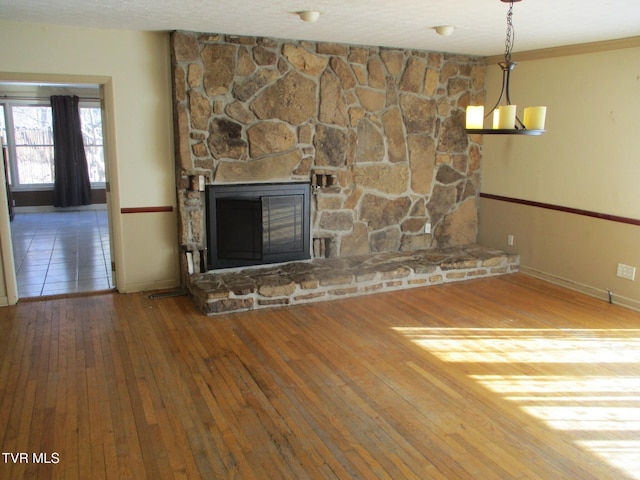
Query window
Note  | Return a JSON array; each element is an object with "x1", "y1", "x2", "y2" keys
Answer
[
  {"x1": 0, "y1": 105, "x2": 5, "y2": 143},
  {"x1": 80, "y1": 107, "x2": 105, "y2": 184},
  {"x1": 0, "y1": 105, "x2": 8, "y2": 184},
  {"x1": 12, "y1": 105, "x2": 54, "y2": 184},
  {"x1": 0, "y1": 101, "x2": 105, "y2": 188}
]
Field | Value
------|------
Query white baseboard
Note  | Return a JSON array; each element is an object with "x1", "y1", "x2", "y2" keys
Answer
[{"x1": 520, "y1": 266, "x2": 640, "y2": 312}]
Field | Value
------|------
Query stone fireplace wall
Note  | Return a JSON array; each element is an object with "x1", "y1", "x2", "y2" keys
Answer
[{"x1": 171, "y1": 31, "x2": 485, "y2": 278}]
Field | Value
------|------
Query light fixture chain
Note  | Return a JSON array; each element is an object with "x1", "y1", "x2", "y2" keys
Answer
[{"x1": 504, "y1": 2, "x2": 515, "y2": 62}]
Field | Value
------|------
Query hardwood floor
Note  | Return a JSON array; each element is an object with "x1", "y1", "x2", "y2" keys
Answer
[{"x1": 1, "y1": 273, "x2": 639, "y2": 479}]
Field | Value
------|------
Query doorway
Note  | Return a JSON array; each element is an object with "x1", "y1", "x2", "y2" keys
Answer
[
  {"x1": 0, "y1": 80, "x2": 115, "y2": 299},
  {"x1": 10, "y1": 210, "x2": 112, "y2": 296}
]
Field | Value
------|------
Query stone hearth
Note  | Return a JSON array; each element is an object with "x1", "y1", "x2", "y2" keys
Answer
[{"x1": 189, "y1": 244, "x2": 519, "y2": 315}]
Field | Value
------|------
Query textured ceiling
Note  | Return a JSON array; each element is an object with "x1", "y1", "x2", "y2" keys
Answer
[{"x1": 1, "y1": 0, "x2": 639, "y2": 56}]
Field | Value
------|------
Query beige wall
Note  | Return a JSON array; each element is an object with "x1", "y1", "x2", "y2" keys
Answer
[
  {"x1": 478, "y1": 42, "x2": 640, "y2": 310},
  {"x1": 0, "y1": 21, "x2": 179, "y2": 301},
  {"x1": 2, "y1": 19, "x2": 638, "y2": 306}
]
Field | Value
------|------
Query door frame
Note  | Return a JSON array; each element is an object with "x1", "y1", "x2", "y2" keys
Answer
[{"x1": 0, "y1": 72, "x2": 121, "y2": 304}]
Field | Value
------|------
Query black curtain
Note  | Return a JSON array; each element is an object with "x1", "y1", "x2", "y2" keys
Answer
[{"x1": 51, "y1": 95, "x2": 92, "y2": 207}]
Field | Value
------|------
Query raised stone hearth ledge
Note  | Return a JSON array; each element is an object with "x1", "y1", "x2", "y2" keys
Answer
[{"x1": 188, "y1": 244, "x2": 519, "y2": 315}]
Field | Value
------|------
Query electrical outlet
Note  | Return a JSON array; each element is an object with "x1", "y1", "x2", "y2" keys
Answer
[
  {"x1": 424, "y1": 222, "x2": 431, "y2": 234},
  {"x1": 507, "y1": 235, "x2": 514, "y2": 246},
  {"x1": 617, "y1": 263, "x2": 636, "y2": 281}
]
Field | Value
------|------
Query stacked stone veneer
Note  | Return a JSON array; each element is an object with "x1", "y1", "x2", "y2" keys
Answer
[{"x1": 171, "y1": 31, "x2": 486, "y2": 280}]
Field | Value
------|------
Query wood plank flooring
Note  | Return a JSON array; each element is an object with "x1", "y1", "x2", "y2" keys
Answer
[{"x1": 1, "y1": 273, "x2": 639, "y2": 479}]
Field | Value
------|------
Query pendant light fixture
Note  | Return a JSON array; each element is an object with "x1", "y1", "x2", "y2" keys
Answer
[{"x1": 465, "y1": 0, "x2": 546, "y2": 135}]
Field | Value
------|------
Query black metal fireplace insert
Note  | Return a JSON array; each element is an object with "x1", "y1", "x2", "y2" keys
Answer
[{"x1": 205, "y1": 182, "x2": 311, "y2": 270}]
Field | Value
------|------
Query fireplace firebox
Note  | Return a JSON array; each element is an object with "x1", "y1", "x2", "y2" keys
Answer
[{"x1": 206, "y1": 183, "x2": 311, "y2": 270}]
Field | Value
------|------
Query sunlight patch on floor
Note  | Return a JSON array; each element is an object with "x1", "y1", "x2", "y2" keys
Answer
[
  {"x1": 520, "y1": 404, "x2": 640, "y2": 431},
  {"x1": 394, "y1": 326, "x2": 640, "y2": 479},
  {"x1": 577, "y1": 440, "x2": 640, "y2": 480},
  {"x1": 472, "y1": 375, "x2": 640, "y2": 394},
  {"x1": 395, "y1": 327, "x2": 640, "y2": 363}
]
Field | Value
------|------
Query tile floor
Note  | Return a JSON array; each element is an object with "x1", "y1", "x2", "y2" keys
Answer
[{"x1": 11, "y1": 210, "x2": 113, "y2": 298}]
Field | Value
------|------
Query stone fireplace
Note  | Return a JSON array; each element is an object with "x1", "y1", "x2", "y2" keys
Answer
[{"x1": 171, "y1": 31, "x2": 486, "y2": 282}]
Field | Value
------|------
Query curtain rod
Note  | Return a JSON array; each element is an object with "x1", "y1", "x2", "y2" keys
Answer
[{"x1": 0, "y1": 95, "x2": 101, "y2": 102}]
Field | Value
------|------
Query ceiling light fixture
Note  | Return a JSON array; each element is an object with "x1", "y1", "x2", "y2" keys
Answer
[
  {"x1": 434, "y1": 25, "x2": 455, "y2": 36},
  {"x1": 298, "y1": 10, "x2": 321, "y2": 23},
  {"x1": 465, "y1": 0, "x2": 546, "y2": 136}
]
